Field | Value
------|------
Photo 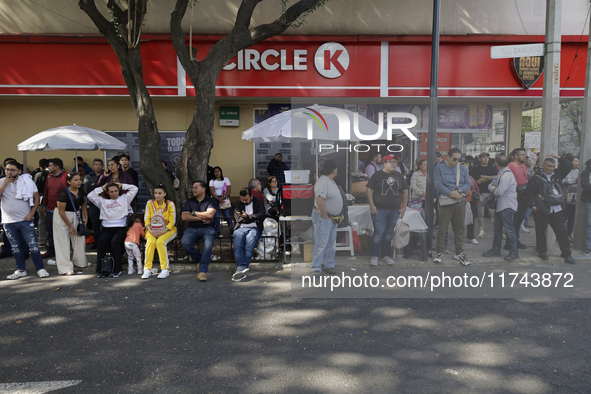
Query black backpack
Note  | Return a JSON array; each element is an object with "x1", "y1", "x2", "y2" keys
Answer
[
  {"x1": 536, "y1": 174, "x2": 565, "y2": 206},
  {"x1": 34, "y1": 170, "x2": 49, "y2": 195}
]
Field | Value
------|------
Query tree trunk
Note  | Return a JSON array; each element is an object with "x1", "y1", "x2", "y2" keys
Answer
[
  {"x1": 176, "y1": 70, "x2": 217, "y2": 203},
  {"x1": 79, "y1": 0, "x2": 179, "y2": 217}
]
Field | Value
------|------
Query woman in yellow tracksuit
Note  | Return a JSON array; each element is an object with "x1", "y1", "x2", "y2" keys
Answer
[{"x1": 142, "y1": 184, "x2": 176, "y2": 279}]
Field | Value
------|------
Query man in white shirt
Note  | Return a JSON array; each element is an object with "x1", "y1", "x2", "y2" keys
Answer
[
  {"x1": 0, "y1": 161, "x2": 50, "y2": 279},
  {"x1": 311, "y1": 160, "x2": 343, "y2": 275}
]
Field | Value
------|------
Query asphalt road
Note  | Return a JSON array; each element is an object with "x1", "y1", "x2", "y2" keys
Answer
[{"x1": 1, "y1": 269, "x2": 590, "y2": 393}]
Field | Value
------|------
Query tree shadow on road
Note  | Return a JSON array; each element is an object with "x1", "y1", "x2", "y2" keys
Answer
[{"x1": 0, "y1": 271, "x2": 589, "y2": 393}]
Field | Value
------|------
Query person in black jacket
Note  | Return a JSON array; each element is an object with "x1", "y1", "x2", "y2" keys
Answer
[
  {"x1": 266, "y1": 153, "x2": 289, "y2": 186},
  {"x1": 524, "y1": 154, "x2": 575, "y2": 264},
  {"x1": 231, "y1": 188, "x2": 265, "y2": 282},
  {"x1": 580, "y1": 158, "x2": 591, "y2": 255}
]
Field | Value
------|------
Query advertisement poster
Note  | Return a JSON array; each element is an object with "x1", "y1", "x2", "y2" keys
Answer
[{"x1": 105, "y1": 131, "x2": 185, "y2": 211}]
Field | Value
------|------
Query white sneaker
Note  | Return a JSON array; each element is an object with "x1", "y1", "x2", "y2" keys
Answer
[
  {"x1": 47, "y1": 259, "x2": 57, "y2": 266},
  {"x1": 478, "y1": 229, "x2": 485, "y2": 238},
  {"x1": 141, "y1": 270, "x2": 151, "y2": 279},
  {"x1": 157, "y1": 269, "x2": 170, "y2": 279},
  {"x1": 369, "y1": 256, "x2": 379, "y2": 266},
  {"x1": 37, "y1": 269, "x2": 50, "y2": 278},
  {"x1": 128, "y1": 265, "x2": 135, "y2": 275},
  {"x1": 7, "y1": 270, "x2": 27, "y2": 280},
  {"x1": 520, "y1": 224, "x2": 530, "y2": 234},
  {"x1": 468, "y1": 239, "x2": 478, "y2": 245},
  {"x1": 137, "y1": 265, "x2": 144, "y2": 275},
  {"x1": 382, "y1": 256, "x2": 395, "y2": 265}
]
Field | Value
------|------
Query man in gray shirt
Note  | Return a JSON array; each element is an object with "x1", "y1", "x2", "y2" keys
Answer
[
  {"x1": 483, "y1": 156, "x2": 519, "y2": 261},
  {"x1": 311, "y1": 160, "x2": 342, "y2": 275}
]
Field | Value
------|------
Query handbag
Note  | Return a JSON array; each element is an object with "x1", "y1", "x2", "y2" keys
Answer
[
  {"x1": 66, "y1": 188, "x2": 86, "y2": 236},
  {"x1": 100, "y1": 254, "x2": 114, "y2": 276},
  {"x1": 439, "y1": 165, "x2": 463, "y2": 206},
  {"x1": 481, "y1": 172, "x2": 506, "y2": 210},
  {"x1": 219, "y1": 197, "x2": 232, "y2": 209},
  {"x1": 464, "y1": 202, "x2": 474, "y2": 225},
  {"x1": 392, "y1": 219, "x2": 410, "y2": 249},
  {"x1": 481, "y1": 193, "x2": 497, "y2": 210}
]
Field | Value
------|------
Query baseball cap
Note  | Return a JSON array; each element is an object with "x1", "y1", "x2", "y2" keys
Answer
[
  {"x1": 478, "y1": 152, "x2": 490, "y2": 158},
  {"x1": 383, "y1": 154, "x2": 400, "y2": 162}
]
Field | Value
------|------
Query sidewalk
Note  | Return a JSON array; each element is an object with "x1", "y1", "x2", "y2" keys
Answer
[
  {"x1": 0, "y1": 218, "x2": 589, "y2": 277},
  {"x1": 288, "y1": 217, "x2": 591, "y2": 269}
]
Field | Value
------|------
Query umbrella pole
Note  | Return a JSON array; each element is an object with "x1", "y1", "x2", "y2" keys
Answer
[
  {"x1": 23, "y1": 151, "x2": 27, "y2": 174},
  {"x1": 75, "y1": 149, "x2": 78, "y2": 172},
  {"x1": 315, "y1": 139, "x2": 318, "y2": 183}
]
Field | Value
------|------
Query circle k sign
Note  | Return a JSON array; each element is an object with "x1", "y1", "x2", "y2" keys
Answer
[{"x1": 314, "y1": 42, "x2": 350, "y2": 79}]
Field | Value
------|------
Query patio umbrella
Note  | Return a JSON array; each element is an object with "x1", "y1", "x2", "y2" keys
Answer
[
  {"x1": 241, "y1": 104, "x2": 386, "y2": 143},
  {"x1": 242, "y1": 104, "x2": 386, "y2": 188},
  {"x1": 18, "y1": 124, "x2": 127, "y2": 171}
]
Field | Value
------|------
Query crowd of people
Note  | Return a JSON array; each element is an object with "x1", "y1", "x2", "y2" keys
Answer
[
  {"x1": 0, "y1": 153, "x2": 290, "y2": 282},
  {"x1": 353, "y1": 147, "x2": 587, "y2": 269},
  {"x1": 2, "y1": 147, "x2": 590, "y2": 281}
]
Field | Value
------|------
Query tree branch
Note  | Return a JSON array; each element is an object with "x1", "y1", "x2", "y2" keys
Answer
[
  {"x1": 234, "y1": 0, "x2": 263, "y2": 31},
  {"x1": 79, "y1": 0, "x2": 125, "y2": 51},
  {"x1": 217, "y1": 0, "x2": 329, "y2": 64},
  {"x1": 171, "y1": 0, "x2": 201, "y2": 78},
  {"x1": 107, "y1": 0, "x2": 128, "y2": 23}
]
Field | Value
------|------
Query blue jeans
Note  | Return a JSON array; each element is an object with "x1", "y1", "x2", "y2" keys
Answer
[
  {"x1": 3, "y1": 220, "x2": 44, "y2": 271},
  {"x1": 181, "y1": 226, "x2": 216, "y2": 273},
  {"x1": 585, "y1": 202, "x2": 591, "y2": 249},
  {"x1": 492, "y1": 208, "x2": 517, "y2": 252},
  {"x1": 311, "y1": 209, "x2": 338, "y2": 272},
  {"x1": 523, "y1": 207, "x2": 533, "y2": 225},
  {"x1": 371, "y1": 208, "x2": 400, "y2": 258},
  {"x1": 233, "y1": 226, "x2": 260, "y2": 269},
  {"x1": 213, "y1": 199, "x2": 233, "y2": 233}
]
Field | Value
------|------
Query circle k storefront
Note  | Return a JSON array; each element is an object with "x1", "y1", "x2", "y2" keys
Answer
[{"x1": 0, "y1": 34, "x2": 586, "y2": 191}]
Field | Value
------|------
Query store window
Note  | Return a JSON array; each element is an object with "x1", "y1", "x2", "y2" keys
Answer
[{"x1": 455, "y1": 109, "x2": 507, "y2": 159}]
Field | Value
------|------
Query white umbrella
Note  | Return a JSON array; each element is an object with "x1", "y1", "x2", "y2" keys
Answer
[
  {"x1": 242, "y1": 104, "x2": 388, "y2": 190},
  {"x1": 18, "y1": 124, "x2": 127, "y2": 151},
  {"x1": 18, "y1": 124, "x2": 127, "y2": 171},
  {"x1": 241, "y1": 104, "x2": 386, "y2": 142}
]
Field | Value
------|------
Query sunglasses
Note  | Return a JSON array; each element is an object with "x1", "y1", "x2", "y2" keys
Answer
[{"x1": 450, "y1": 158, "x2": 460, "y2": 162}]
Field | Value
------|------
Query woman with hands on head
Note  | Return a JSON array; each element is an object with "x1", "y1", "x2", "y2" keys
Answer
[{"x1": 87, "y1": 181, "x2": 138, "y2": 278}]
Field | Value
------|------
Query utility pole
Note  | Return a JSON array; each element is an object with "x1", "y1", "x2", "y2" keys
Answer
[
  {"x1": 424, "y1": 0, "x2": 441, "y2": 251},
  {"x1": 573, "y1": 5, "x2": 591, "y2": 252},
  {"x1": 540, "y1": 0, "x2": 561, "y2": 254}
]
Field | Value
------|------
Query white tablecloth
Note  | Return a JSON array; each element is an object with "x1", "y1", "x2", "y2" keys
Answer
[
  {"x1": 348, "y1": 205, "x2": 373, "y2": 231},
  {"x1": 348, "y1": 205, "x2": 427, "y2": 232}
]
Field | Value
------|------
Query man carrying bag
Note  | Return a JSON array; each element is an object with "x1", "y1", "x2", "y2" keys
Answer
[
  {"x1": 433, "y1": 148, "x2": 471, "y2": 266},
  {"x1": 524, "y1": 154, "x2": 575, "y2": 264}
]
